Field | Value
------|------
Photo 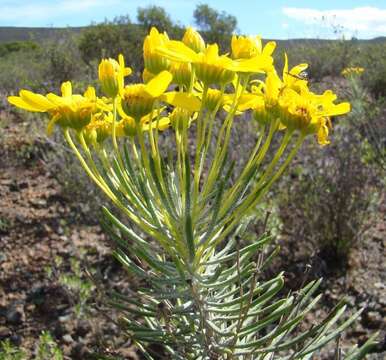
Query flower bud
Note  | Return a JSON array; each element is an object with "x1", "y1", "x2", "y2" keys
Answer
[
  {"x1": 144, "y1": 27, "x2": 170, "y2": 74},
  {"x1": 182, "y1": 27, "x2": 206, "y2": 53},
  {"x1": 231, "y1": 35, "x2": 261, "y2": 59},
  {"x1": 98, "y1": 58, "x2": 121, "y2": 97}
]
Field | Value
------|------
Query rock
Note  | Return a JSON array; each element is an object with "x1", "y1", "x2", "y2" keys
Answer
[
  {"x1": 363, "y1": 311, "x2": 384, "y2": 329},
  {"x1": 75, "y1": 320, "x2": 91, "y2": 338},
  {"x1": 70, "y1": 342, "x2": 90, "y2": 359},
  {"x1": 59, "y1": 314, "x2": 72, "y2": 323},
  {"x1": 0, "y1": 326, "x2": 11, "y2": 340},
  {"x1": 62, "y1": 334, "x2": 74, "y2": 344},
  {"x1": 9, "y1": 334, "x2": 21, "y2": 346},
  {"x1": 9, "y1": 181, "x2": 19, "y2": 192},
  {"x1": 6, "y1": 306, "x2": 25, "y2": 325},
  {"x1": 18, "y1": 181, "x2": 28, "y2": 190}
]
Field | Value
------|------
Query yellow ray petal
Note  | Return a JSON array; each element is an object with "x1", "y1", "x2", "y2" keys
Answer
[
  {"x1": 8, "y1": 96, "x2": 43, "y2": 112},
  {"x1": 61, "y1": 81, "x2": 72, "y2": 97},
  {"x1": 145, "y1": 70, "x2": 173, "y2": 98},
  {"x1": 156, "y1": 40, "x2": 199, "y2": 63},
  {"x1": 19, "y1": 90, "x2": 54, "y2": 111},
  {"x1": 262, "y1": 41, "x2": 276, "y2": 56},
  {"x1": 325, "y1": 102, "x2": 351, "y2": 117},
  {"x1": 161, "y1": 92, "x2": 201, "y2": 112}
]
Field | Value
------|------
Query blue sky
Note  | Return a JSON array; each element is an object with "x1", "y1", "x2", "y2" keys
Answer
[{"x1": 1, "y1": 0, "x2": 386, "y2": 39}]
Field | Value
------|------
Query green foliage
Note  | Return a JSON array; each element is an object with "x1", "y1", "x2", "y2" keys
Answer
[
  {"x1": 345, "y1": 74, "x2": 386, "y2": 171},
  {"x1": 281, "y1": 39, "x2": 356, "y2": 81},
  {"x1": 35, "y1": 331, "x2": 63, "y2": 360},
  {"x1": 78, "y1": 18, "x2": 145, "y2": 75},
  {"x1": 0, "y1": 48, "x2": 46, "y2": 92},
  {"x1": 103, "y1": 209, "x2": 376, "y2": 359},
  {"x1": 46, "y1": 254, "x2": 95, "y2": 319},
  {"x1": 0, "y1": 40, "x2": 39, "y2": 57},
  {"x1": 44, "y1": 34, "x2": 85, "y2": 84},
  {"x1": 137, "y1": 5, "x2": 174, "y2": 32},
  {"x1": 0, "y1": 340, "x2": 26, "y2": 360},
  {"x1": 0, "y1": 217, "x2": 10, "y2": 233},
  {"x1": 193, "y1": 4, "x2": 237, "y2": 51},
  {"x1": 357, "y1": 42, "x2": 386, "y2": 98},
  {"x1": 278, "y1": 128, "x2": 375, "y2": 263},
  {"x1": 0, "y1": 332, "x2": 62, "y2": 360}
]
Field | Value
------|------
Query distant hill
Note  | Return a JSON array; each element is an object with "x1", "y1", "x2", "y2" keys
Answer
[
  {"x1": 0, "y1": 26, "x2": 385, "y2": 45},
  {"x1": 0, "y1": 27, "x2": 83, "y2": 43}
]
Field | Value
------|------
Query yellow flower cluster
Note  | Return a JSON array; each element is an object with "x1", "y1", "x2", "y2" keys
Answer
[
  {"x1": 341, "y1": 67, "x2": 365, "y2": 77},
  {"x1": 8, "y1": 27, "x2": 350, "y2": 146}
]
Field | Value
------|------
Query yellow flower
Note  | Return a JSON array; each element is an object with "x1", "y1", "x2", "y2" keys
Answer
[
  {"x1": 8, "y1": 82, "x2": 102, "y2": 134},
  {"x1": 169, "y1": 107, "x2": 195, "y2": 131},
  {"x1": 121, "y1": 71, "x2": 173, "y2": 119},
  {"x1": 341, "y1": 67, "x2": 365, "y2": 77},
  {"x1": 231, "y1": 35, "x2": 276, "y2": 60},
  {"x1": 98, "y1": 54, "x2": 132, "y2": 97},
  {"x1": 84, "y1": 112, "x2": 113, "y2": 144},
  {"x1": 280, "y1": 88, "x2": 350, "y2": 144},
  {"x1": 170, "y1": 61, "x2": 192, "y2": 87},
  {"x1": 194, "y1": 44, "x2": 235, "y2": 85},
  {"x1": 120, "y1": 70, "x2": 201, "y2": 119},
  {"x1": 117, "y1": 112, "x2": 171, "y2": 137},
  {"x1": 156, "y1": 38, "x2": 273, "y2": 84},
  {"x1": 182, "y1": 27, "x2": 206, "y2": 53},
  {"x1": 143, "y1": 27, "x2": 170, "y2": 74}
]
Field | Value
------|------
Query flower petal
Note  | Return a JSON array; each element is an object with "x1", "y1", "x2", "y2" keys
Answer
[
  {"x1": 144, "y1": 70, "x2": 173, "y2": 98},
  {"x1": 61, "y1": 81, "x2": 72, "y2": 97},
  {"x1": 156, "y1": 40, "x2": 199, "y2": 63},
  {"x1": 161, "y1": 92, "x2": 201, "y2": 112}
]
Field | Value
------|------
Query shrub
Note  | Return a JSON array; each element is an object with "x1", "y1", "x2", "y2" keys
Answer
[{"x1": 278, "y1": 126, "x2": 376, "y2": 267}]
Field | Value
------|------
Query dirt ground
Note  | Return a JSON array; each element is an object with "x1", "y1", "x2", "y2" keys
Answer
[{"x1": 0, "y1": 111, "x2": 385, "y2": 359}]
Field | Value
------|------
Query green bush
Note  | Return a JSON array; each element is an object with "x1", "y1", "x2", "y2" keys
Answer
[
  {"x1": 0, "y1": 40, "x2": 39, "y2": 57},
  {"x1": 278, "y1": 127, "x2": 376, "y2": 266},
  {"x1": 78, "y1": 17, "x2": 146, "y2": 76}
]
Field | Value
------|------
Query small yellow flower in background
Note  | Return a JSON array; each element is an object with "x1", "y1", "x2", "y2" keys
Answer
[
  {"x1": 98, "y1": 54, "x2": 132, "y2": 98},
  {"x1": 143, "y1": 27, "x2": 171, "y2": 75},
  {"x1": 182, "y1": 27, "x2": 206, "y2": 53},
  {"x1": 341, "y1": 67, "x2": 365, "y2": 77}
]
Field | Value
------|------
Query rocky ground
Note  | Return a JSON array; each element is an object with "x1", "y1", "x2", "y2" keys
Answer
[{"x1": 0, "y1": 110, "x2": 385, "y2": 359}]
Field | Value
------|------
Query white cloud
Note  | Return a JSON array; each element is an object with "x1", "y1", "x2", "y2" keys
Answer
[{"x1": 282, "y1": 6, "x2": 386, "y2": 38}]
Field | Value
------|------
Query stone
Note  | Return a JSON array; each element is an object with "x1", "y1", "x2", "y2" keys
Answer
[
  {"x1": 0, "y1": 326, "x2": 11, "y2": 340},
  {"x1": 62, "y1": 334, "x2": 74, "y2": 344},
  {"x1": 5, "y1": 306, "x2": 24, "y2": 325}
]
